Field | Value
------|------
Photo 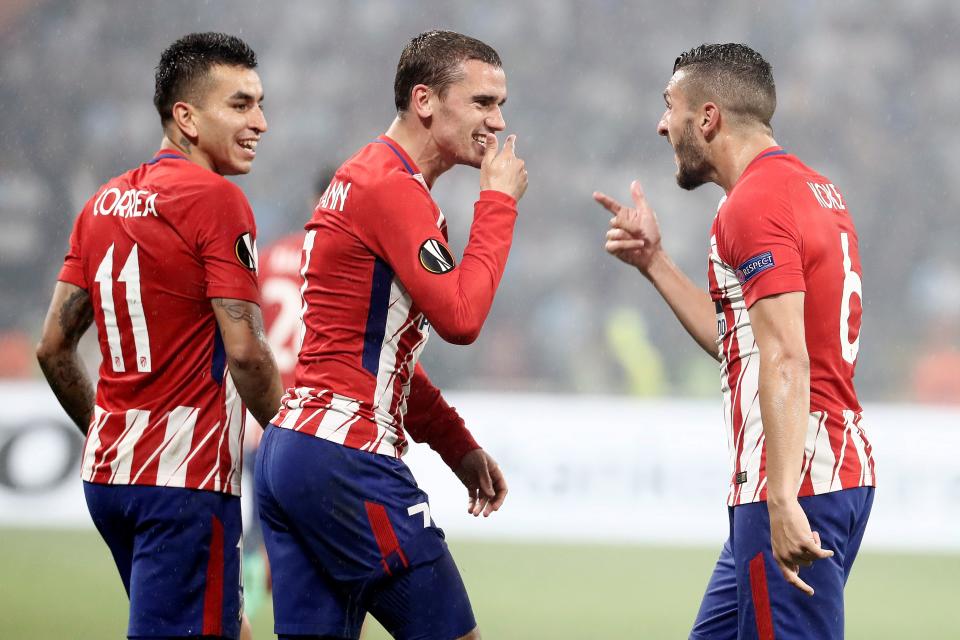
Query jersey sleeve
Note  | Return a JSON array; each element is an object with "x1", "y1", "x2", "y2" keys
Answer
[
  {"x1": 404, "y1": 363, "x2": 479, "y2": 470},
  {"x1": 57, "y1": 199, "x2": 93, "y2": 289},
  {"x1": 193, "y1": 181, "x2": 261, "y2": 304},
  {"x1": 355, "y1": 174, "x2": 517, "y2": 344},
  {"x1": 718, "y1": 182, "x2": 805, "y2": 307}
]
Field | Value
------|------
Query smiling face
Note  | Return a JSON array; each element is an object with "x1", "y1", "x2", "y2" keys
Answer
[
  {"x1": 657, "y1": 71, "x2": 712, "y2": 191},
  {"x1": 429, "y1": 59, "x2": 507, "y2": 168},
  {"x1": 185, "y1": 64, "x2": 267, "y2": 175}
]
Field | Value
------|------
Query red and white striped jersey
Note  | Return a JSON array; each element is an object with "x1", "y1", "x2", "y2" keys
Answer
[
  {"x1": 271, "y1": 136, "x2": 517, "y2": 460},
  {"x1": 58, "y1": 150, "x2": 260, "y2": 496},
  {"x1": 259, "y1": 232, "x2": 305, "y2": 391},
  {"x1": 708, "y1": 147, "x2": 876, "y2": 506}
]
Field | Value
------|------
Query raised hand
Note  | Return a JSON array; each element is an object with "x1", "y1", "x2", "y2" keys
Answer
[
  {"x1": 454, "y1": 448, "x2": 508, "y2": 517},
  {"x1": 593, "y1": 180, "x2": 663, "y2": 274},
  {"x1": 769, "y1": 499, "x2": 834, "y2": 595},
  {"x1": 480, "y1": 133, "x2": 528, "y2": 201}
]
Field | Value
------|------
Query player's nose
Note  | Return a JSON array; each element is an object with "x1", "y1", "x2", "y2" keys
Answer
[
  {"x1": 250, "y1": 105, "x2": 268, "y2": 133},
  {"x1": 486, "y1": 105, "x2": 506, "y2": 132},
  {"x1": 657, "y1": 113, "x2": 668, "y2": 138}
]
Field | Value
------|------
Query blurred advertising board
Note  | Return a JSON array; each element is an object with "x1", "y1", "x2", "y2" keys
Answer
[{"x1": 1, "y1": 383, "x2": 958, "y2": 551}]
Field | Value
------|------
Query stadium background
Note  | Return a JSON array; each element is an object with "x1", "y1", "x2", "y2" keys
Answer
[{"x1": 1, "y1": 1, "x2": 958, "y2": 638}]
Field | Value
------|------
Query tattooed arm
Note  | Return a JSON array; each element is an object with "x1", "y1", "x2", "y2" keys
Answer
[
  {"x1": 37, "y1": 282, "x2": 96, "y2": 435},
  {"x1": 211, "y1": 298, "x2": 283, "y2": 428}
]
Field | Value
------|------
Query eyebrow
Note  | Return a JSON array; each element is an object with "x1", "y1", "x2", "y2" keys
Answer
[
  {"x1": 473, "y1": 94, "x2": 506, "y2": 106},
  {"x1": 228, "y1": 91, "x2": 263, "y2": 102}
]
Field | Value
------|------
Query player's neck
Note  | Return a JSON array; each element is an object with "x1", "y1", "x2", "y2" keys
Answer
[
  {"x1": 383, "y1": 117, "x2": 448, "y2": 188},
  {"x1": 714, "y1": 131, "x2": 778, "y2": 193},
  {"x1": 160, "y1": 133, "x2": 215, "y2": 173}
]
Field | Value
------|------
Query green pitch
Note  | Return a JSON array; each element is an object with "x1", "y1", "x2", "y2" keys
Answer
[{"x1": 0, "y1": 529, "x2": 954, "y2": 639}]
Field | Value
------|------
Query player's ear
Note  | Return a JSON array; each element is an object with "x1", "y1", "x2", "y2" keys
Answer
[
  {"x1": 410, "y1": 84, "x2": 434, "y2": 119},
  {"x1": 171, "y1": 101, "x2": 199, "y2": 140},
  {"x1": 701, "y1": 102, "x2": 720, "y2": 139}
]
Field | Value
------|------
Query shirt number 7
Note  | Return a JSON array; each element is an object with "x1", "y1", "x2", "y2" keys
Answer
[{"x1": 407, "y1": 502, "x2": 431, "y2": 528}]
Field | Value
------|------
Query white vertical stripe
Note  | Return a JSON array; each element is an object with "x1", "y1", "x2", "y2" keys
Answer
[
  {"x1": 800, "y1": 412, "x2": 827, "y2": 484},
  {"x1": 109, "y1": 409, "x2": 150, "y2": 482},
  {"x1": 81, "y1": 406, "x2": 108, "y2": 481},
  {"x1": 296, "y1": 230, "x2": 316, "y2": 355},
  {"x1": 845, "y1": 409, "x2": 870, "y2": 486},
  {"x1": 152, "y1": 406, "x2": 199, "y2": 487},
  {"x1": 830, "y1": 413, "x2": 852, "y2": 491},
  {"x1": 279, "y1": 407, "x2": 303, "y2": 430},
  {"x1": 117, "y1": 244, "x2": 151, "y2": 372},
  {"x1": 315, "y1": 394, "x2": 362, "y2": 445},
  {"x1": 809, "y1": 410, "x2": 838, "y2": 494},
  {"x1": 372, "y1": 279, "x2": 416, "y2": 421},
  {"x1": 854, "y1": 415, "x2": 874, "y2": 485},
  {"x1": 94, "y1": 244, "x2": 125, "y2": 372},
  {"x1": 710, "y1": 237, "x2": 763, "y2": 505},
  {"x1": 176, "y1": 421, "x2": 222, "y2": 485},
  {"x1": 224, "y1": 372, "x2": 245, "y2": 495}
]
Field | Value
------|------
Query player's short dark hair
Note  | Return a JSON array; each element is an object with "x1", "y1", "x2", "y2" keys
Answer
[
  {"x1": 154, "y1": 32, "x2": 258, "y2": 125},
  {"x1": 672, "y1": 43, "x2": 776, "y2": 129},
  {"x1": 394, "y1": 30, "x2": 502, "y2": 113}
]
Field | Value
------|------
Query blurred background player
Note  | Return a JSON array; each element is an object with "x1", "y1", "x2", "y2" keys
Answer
[
  {"x1": 255, "y1": 30, "x2": 527, "y2": 639},
  {"x1": 241, "y1": 167, "x2": 336, "y2": 621},
  {"x1": 36, "y1": 32, "x2": 282, "y2": 640},
  {"x1": 595, "y1": 44, "x2": 875, "y2": 639}
]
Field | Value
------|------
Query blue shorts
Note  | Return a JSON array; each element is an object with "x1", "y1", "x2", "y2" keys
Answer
[
  {"x1": 691, "y1": 487, "x2": 874, "y2": 640},
  {"x1": 83, "y1": 482, "x2": 243, "y2": 639},
  {"x1": 255, "y1": 424, "x2": 476, "y2": 639}
]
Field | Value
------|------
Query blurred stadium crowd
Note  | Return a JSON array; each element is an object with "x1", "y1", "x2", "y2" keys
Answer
[{"x1": 1, "y1": 0, "x2": 958, "y2": 402}]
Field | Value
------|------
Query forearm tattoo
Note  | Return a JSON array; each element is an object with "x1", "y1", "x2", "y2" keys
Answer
[
  {"x1": 59, "y1": 288, "x2": 93, "y2": 343},
  {"x1": 214, "y1": 298, "x2": 267, "y2": 339},
  {"x1": 41, "y1": 288, "x2": 95, "y2": 434}
]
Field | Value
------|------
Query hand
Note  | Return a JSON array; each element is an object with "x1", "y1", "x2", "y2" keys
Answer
[
  {"x1": 454, "y1": 448, "x2": 508, "y2": 517},
  {"x1": 593, "y1": 180, "x2": 664, "y2": 274},
  {"x1": 768, "y1": 498, "x2": 834, "y2": 595},
  {"x1": 480, "y1": 133, "x2": 528, "y2": 201}
]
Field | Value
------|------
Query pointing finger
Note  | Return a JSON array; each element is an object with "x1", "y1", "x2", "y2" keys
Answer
[{"x1": 593, "y1": 191, "x2": 623, "y2": 216}]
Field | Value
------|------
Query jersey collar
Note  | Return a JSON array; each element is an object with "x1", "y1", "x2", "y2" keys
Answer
[
  {"x1": 148, "y1": 149, "x2": 190, "y2": 165},
  {"x1": 375, "y1": 135, "x2": 421, "y2": 176},
  {"x1": 744, "y1": 146, "x2": 786, "y2": 172}
]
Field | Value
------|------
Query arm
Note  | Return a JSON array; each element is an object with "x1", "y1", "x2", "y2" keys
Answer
[
  {"x1": 405, "y1": 364, "x2": 507, "y2": 516},
  {"x1": 750, "y1": 291, "x2": 832, "y2": 595},
  {"x1": 212, "y1": 298, "x2": 284, "y2": 428},
  {"x1": 362, "y1": 135, "x2": 526, "y2": 345},
  {"x1": 595, "y1": 181, "x2": 718, "y2": 360},
  {"x1": 36, "y1": 282, "x2": 96, "y2": 435},
  {"x1": 405, "y1": 363, "x2": 480, "y2": 468}
]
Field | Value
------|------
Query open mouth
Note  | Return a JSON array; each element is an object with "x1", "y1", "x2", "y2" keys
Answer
[
  {"x1": 238, "y1": 139, "x2": 258, "y2": 158},
  {"x1": 472, "y1": 133, "x2": 488, "y2": 149}
]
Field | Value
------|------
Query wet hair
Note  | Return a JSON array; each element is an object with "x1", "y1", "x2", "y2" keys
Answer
[
  {"x1": 154, "y1": 32, "x2": 258, "y2": 125},
  {"x1": 394, "y1": 30, "x2": 501, "y2": 113},
  {"x1": 672, "y1": 43, "x2": 776, "y2": 129}
]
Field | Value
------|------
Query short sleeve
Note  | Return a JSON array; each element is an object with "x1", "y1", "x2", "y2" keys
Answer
[
  {"x1": 717, "y1": 183, "x2": 805, "y2": 307},
  {"x1": 193, "y1": 181, "x2": 261, "y2": 303},
  {"x1": 57, "y1": 200, "x2": 91, "y2": 290}
]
